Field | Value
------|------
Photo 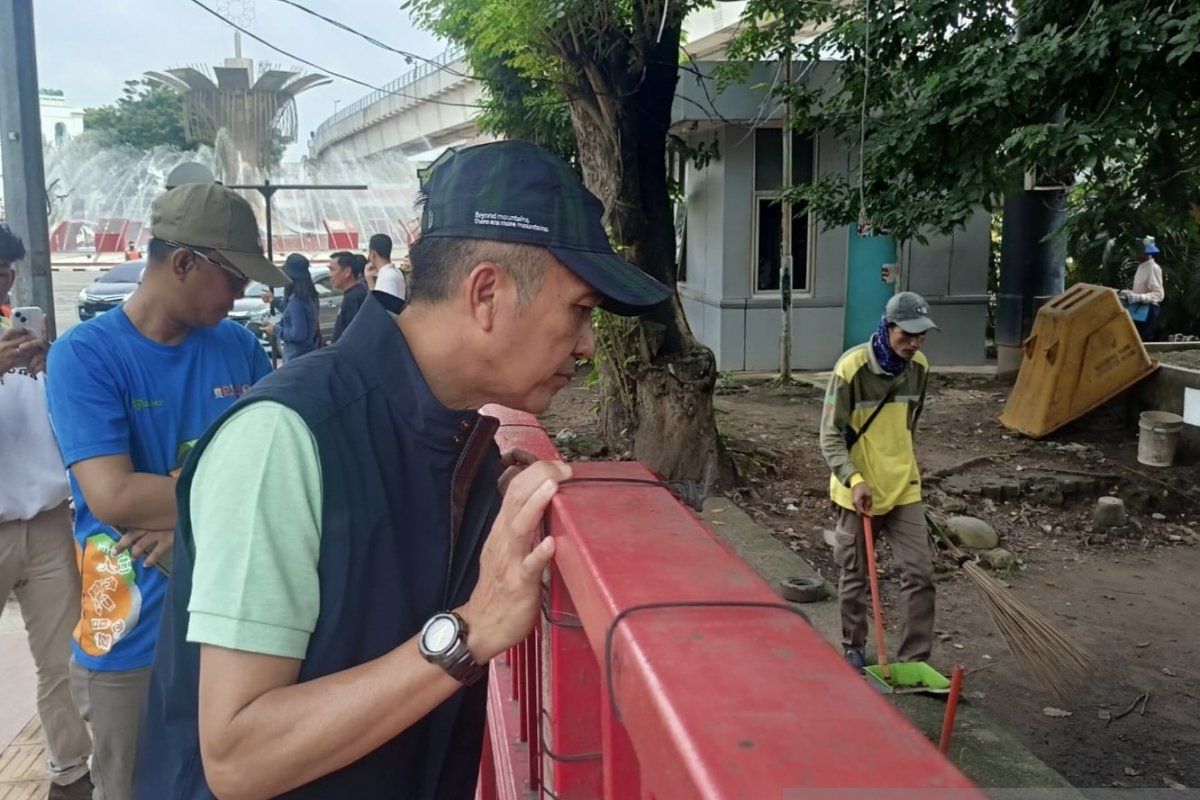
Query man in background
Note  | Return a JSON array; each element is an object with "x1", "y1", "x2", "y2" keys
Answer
[
  {"x1": 329, "y1": 250, "x2": 368, "y2": 342},
  {"x1": 46, "y1": 184, "x2": 281, "y2": 799},
  {"x1": 369, "y1": 233, "x2": 408, "y2": 301},
  {"x1": 1120, "y1": 236, "x2": 1166, "y2": 341},
  {"x1": 0, "y1": 223, "x2": 94, "y2": 799}
]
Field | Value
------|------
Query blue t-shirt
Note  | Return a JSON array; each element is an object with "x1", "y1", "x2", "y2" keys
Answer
[{"x1": 46, "y1": 307, "x2": 272, "y2": 671}]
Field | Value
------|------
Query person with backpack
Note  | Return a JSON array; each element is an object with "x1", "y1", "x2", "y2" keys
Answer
[
  {"x1": 819, "y1": 292, "x2": 937, "y2": 672},
  {"x1": 263, "y1": 253, "x2": 321, "y2": 361}
]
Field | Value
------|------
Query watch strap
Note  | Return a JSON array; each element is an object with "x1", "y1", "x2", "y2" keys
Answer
[{"x1": 443, "y1": 645, "x2": 487, "y2": 686}]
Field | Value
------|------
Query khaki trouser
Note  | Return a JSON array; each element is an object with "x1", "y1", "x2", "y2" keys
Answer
[
  {"x1": 833, "y1": 501, "x2": 935, "y2": 663},
  {"x1": 69, "y1": 659, "x2": 150, "y2": 800},
  {"x1": 0, "y1": 502, "x2": 93, "y2": 786}
]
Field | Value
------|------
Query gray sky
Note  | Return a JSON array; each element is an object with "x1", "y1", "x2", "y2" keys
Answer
[{"x1": 33, "y1": 0, "x2": 446, "y2": 160}]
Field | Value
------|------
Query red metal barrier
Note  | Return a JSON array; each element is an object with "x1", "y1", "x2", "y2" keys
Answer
[
  {"x1": 323, "y1": 219, "x2": 360, "y2": 250},
  {"x1": 94, "y1": 218, "x2": 131, "y2": 253},
  {"x1": 480, "y1": 406, "x2": 985, "y2": 800},
  {"x1": 50, "y1": 220, "x2": 89, "y2": 253}
]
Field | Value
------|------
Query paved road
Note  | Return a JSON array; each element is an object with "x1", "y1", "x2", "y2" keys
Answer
[{"x1": 48, "y1": 269, "x2": 94, "y2": 335}]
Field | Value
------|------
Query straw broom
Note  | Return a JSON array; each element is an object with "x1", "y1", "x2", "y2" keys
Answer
[{"x1": 927, "y1": 513, "x2": 1094, "y2": 698}]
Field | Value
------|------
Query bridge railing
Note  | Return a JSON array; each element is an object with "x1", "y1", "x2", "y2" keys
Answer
[
  {"x1": 480, "y1": 405, "x2": 985, "y2": 800},
  {"x1": 311, "y1": 43, "x2": 468, "y2": 147}
]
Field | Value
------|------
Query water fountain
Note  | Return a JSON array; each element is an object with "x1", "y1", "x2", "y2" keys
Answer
[
  {"x1": 43, "y1": 134, "x2": 423, "y2": 259},
  {"x1": 45, "y1": 19, "x2": 423, "y2": 261}
]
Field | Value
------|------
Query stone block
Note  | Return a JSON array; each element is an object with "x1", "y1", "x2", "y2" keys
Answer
[
  {"x1": 1093, "y1": 496, "x2": 1127, "y2": 530},
  {"x1": 1027, "y1": 483, "x2": 1064, "y2": 508},
  {"x1": 945, "y1": 516, "x2": 1000, "y2": 550},
  {"x1": 980, "y1": 548, "x2": 1017, "y2": 571}
]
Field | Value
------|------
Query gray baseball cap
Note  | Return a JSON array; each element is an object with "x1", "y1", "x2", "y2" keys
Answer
[{"x1": 885, "y1": 291, "x2": 939, "y2": 334}]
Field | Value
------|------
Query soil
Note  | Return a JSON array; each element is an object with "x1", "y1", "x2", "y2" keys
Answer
[{"x1": 540, "y1": 371, "x2": 1200, "y2": 790}]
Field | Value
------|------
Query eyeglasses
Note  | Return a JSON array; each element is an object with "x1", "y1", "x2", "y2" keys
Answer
[{"x1": 160, "y1": 240, "x2": 250, "y2": 293}]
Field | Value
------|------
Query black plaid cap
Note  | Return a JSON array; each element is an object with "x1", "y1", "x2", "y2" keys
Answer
[{"x1": 418, "y1": 140, "x2": 671, "y2": 316}]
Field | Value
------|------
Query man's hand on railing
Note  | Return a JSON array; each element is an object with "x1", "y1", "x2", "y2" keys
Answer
[
  {"x1": 498, "y1": 448, "x2": 538, "y2": 495},
  {"x1": 459, "y1": 460, "x2": 571, "y2": 663}
]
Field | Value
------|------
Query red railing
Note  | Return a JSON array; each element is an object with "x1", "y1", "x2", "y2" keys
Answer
[{"x1": 480, "y1": 405, "x2": 985, "y2": 800}]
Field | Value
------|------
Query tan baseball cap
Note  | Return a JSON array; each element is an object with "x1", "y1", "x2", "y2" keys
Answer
[{"x1": 150, "y1": 183, "x2": 289, "y2": 287}]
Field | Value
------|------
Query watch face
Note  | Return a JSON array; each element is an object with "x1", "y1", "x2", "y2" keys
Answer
[{"x1": 424, "y1": 616, "x2": 458, "y2": 655}]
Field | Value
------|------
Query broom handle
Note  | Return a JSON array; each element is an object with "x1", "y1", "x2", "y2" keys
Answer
[
  {"x1": 939, "y1": 665, "x2": 966, "y2": 754},
  {"x1": 862, "y1": 514, "x2": 890, "y2": 679}
]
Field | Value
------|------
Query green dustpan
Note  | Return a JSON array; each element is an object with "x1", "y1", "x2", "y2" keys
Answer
[{"x1": 865, "y1": 661, "x2": 951, "y2": 694}]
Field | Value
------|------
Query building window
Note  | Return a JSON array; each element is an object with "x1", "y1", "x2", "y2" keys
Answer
[
  {"x1": 54, "y1": 122, "x2": 66, "y2": 147},
  {"x1": 752, "y1": 128, "x2": 814, "y2": 293},
  {"x1": 669, "y1": 146, "x2": 687, "y2": 283}
]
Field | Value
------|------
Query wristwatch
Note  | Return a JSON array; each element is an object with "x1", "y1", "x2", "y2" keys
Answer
[{"x1": 418, "y1": 611, "x2": 487, "y2": 686}]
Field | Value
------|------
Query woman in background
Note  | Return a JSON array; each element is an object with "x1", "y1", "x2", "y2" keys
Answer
[{"x1": 263, "y1": 253, "x2": 320, "y2": 362}]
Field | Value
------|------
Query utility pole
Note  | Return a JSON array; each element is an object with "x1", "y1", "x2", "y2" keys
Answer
[
  {"x1": 995, "y1": 106, "x2": 1068, "y2": 379},
  {"x1": 225, "y1": 182, "x2": 368, "y2": 262},
  {"x1": 778, "y1": 52, "x2": 794, "y2": 383},
  {"x1": 0, "y1": 0, "x2": 56, "y2": 337}
]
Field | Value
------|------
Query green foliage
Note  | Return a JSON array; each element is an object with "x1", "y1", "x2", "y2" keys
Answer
[
  {"x1": 728, "y1": 0, "x2": 1200, "y2": 248},
  {"x1": 83, "y1": 80, "x2": 208, "y2": 152}
]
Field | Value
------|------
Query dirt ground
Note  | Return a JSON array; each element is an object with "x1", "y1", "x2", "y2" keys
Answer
[{"x1": 541, "y1": 371, "x2": 1200, "y2": 790}]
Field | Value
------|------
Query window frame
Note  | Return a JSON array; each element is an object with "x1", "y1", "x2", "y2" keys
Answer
[{"x1": 749, "y1": 128, "x2": 817, "y2": 298}]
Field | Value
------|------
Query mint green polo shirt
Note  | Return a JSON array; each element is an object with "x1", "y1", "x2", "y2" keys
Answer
[{"x1": 186, "y1": 401, "x2": 324, "y2": 659}]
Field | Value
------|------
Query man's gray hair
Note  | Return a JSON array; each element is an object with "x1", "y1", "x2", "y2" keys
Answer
[{"x1": 407, "y1": 237, "x2": 550, "y2": 308}]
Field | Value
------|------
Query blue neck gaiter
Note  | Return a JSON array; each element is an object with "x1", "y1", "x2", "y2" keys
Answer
[{"x1": 871, "y1": 315, "x2": 908, "y2": 376}]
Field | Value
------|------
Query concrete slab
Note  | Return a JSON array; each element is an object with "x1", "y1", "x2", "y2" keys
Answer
[
  {"x1": 0, "y1": 716, "x2": 48, "y2": 797},
  {"x1": 701, "y1": 497, "x2": 1081, "y2": 792},
  {"x1": 0, "y1": 597, "x2": 46, "y2": 797},
  {"x1": 0, "y1": 598, "x2": 37, "y2": 750}
]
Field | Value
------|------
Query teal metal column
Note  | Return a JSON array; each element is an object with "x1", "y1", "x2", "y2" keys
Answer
[{"x1": 844, "y1": 228, "x2": 897, "y2": 349}]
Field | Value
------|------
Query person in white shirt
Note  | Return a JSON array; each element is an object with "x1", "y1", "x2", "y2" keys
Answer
[
  {"x1": 369, "y1": 233, "x2": 408, "y2": 301},
  {"x1": 0, "y1": 224, "x2": 93, "y2": 800},
  {"x1": 1120, "y1": 236, "x2": 1166, "y2": 341}
]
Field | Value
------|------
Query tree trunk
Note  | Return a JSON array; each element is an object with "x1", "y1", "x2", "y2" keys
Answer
[{"x1": 563, "y1": 9, "x2": 729, "y2": 486}]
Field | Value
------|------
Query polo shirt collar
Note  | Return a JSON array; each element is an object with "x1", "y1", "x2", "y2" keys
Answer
[{"x1": 340, "y1": 295, "x2": 478, "y2": 450}]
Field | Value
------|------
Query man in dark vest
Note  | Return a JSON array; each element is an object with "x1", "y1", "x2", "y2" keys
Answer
[
  {"x1": 135, "y1": 139, "x2": 671, "y2": 799},
  {"x1": 328, "y1": 250, "x2": 368, "y2": 343}
]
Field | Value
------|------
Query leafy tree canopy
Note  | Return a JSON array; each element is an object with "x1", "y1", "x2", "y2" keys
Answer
[
  {"x1": 728, "y1": 0, "x2": 1200, "y2": 247},
  {"x1": 409, "y1": 0, "x2": 733, "y2": 481},
  {"x1": 83, "y1": 79, "x2": 211, "y2": 152}
]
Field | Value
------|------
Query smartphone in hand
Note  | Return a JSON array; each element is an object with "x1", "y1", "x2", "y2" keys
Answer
[{"x1": 11, "y1": 307, "x2": 46, "y2": 340}]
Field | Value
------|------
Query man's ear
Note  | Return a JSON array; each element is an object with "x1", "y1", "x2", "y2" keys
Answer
[
  {"x1": 168, "y1": 248, "x2": 193, "y2": 282},
  {"x1": 466, "y1": 261, "x2": 503, "y2": 332}
]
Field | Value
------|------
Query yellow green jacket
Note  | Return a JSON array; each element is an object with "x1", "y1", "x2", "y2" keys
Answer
[{"x1": 819, "y1": 340, "x2": 929, "y2": 515}]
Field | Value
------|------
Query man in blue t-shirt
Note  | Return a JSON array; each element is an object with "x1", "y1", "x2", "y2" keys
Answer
[{"x1": 46, "y1": 183, "x2": 285, "y2": 800}]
